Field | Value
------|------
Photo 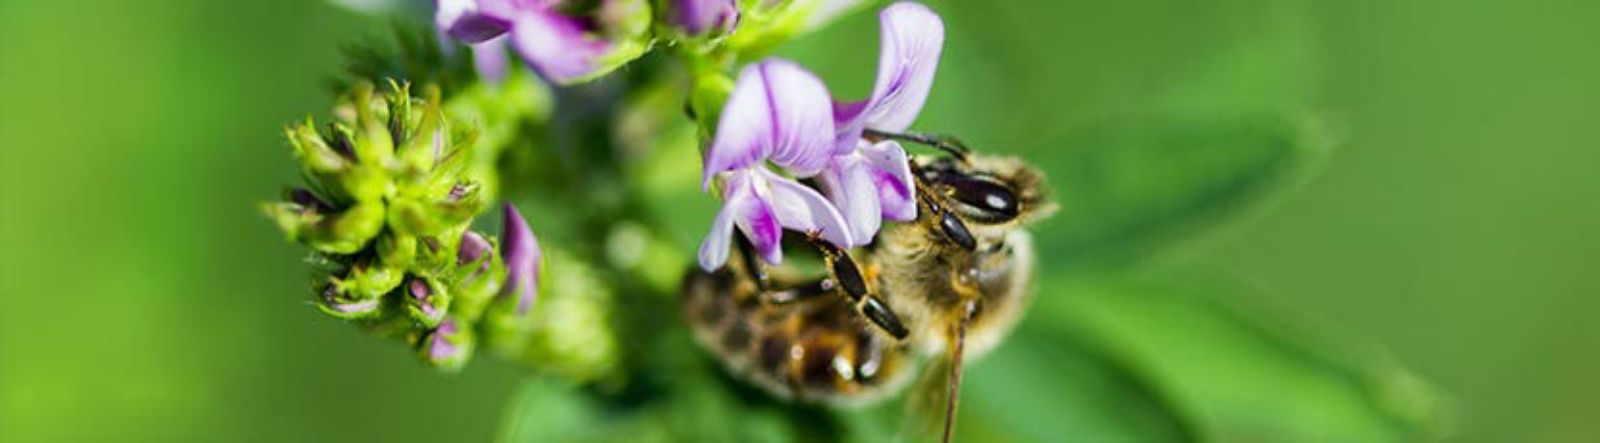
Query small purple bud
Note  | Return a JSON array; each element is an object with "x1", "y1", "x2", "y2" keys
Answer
[
  {"x1": 669, "y1": 0, "x2": 739, "y2": 36},
  {"x1": 403, "y1": 275, "x2": 448, "y2": 324},
  {"x1": 458, "y1": 231, "x2": 492, "y2": 265},
  {"x1": 500, "y1": 203, "x2": 541, "y2": 315},
  {"x1": 420, "y1": 317, "x2": 473, "y2": 371}
]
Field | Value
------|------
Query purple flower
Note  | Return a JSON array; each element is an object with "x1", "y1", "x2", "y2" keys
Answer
[
  {"x1": 500, "y1": 203, "x2": 541, "y2": 315},
  {"x1": 819, "y1": 2, "x2": 944, "y2": 244},
  {"x1": 435, "y1": 0, "x2": 636, "y2": 84},
  {"x1": 667, "y1": 0, "x2": 739, "y2": 36},
  {"x1": 698, "y1": 60, "x2": 854, "y2": 271}
]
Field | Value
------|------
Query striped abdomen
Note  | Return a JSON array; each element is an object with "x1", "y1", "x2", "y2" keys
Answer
[{"x1": 681, "y1": 266, "x2": 915, "y2": 405}]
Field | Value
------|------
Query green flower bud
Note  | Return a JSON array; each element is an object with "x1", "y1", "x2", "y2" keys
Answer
[
  {"x1": 316, "y1": 280, "x2": 383, "y2": 320},
  {"x1": 376, "y1": 231, "x2": 418, "y2": 270},
  {"x1": 344, "y1": 259, "x2": 404, "y2": 300},
  {"x1": 286, "y1": 120, "x2": 349, "y2": 173},
  {"x1": 449, "y1": 231, "x2": 506, "y2": 322},
  {"x1": 263, "y1": 199, "x2": 385, "y2": 255}
]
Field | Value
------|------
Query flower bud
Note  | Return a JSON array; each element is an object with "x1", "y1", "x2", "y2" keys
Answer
[
  {"x1": 286, "y1": 121, "x2": 349, "y2": 173},
  {"x1": 500, "y1": 203, "x2": 541, "y2": 316},
  {"x1": 316, "y1": 281, "x2": 383, "y2": 319},
  {"x1": 664, "y1": 0, "x2": 738, "y2": 38},
  {"x1": 377, "y1": 231, "x2": 418, "y2": 270},
  {"x1": 598, "y1": 0, "x2": 654, "y2": 40},
  {"x1": 346, "y1": 259, "x2": 405, "y2": 300},
  {"x1": 264, "y1": 200, "x2": 386, "y2": 255},
  {"x1": 419, "y1": 316, "x2": 474, "y2": 371},
  {"x1": 405, "y1": 276, "x2": 451, "y2": 327},
  {"x1": 450, "y1": 230, "x2": 505, "y2": 321}
]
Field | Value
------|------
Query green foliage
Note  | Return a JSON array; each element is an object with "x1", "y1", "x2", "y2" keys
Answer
[{"x1": 1042, "y1": 112, "x2": 1331, "y2": 270}]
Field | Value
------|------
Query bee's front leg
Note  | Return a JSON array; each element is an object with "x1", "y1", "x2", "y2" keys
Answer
[{"x1": 808, "y1": 236, "x2": 911, "y2": 341}]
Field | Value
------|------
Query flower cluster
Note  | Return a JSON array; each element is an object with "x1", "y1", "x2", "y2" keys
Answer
[
  {"x1": 697, "y1": 2, "x2": 945, "y2": 270},
  {"x1": 434, "y1": 0, "x2": 871, "y2": 84},
  {"x1": 262, "y1": 81, "x2": 542, "y2": 371}
]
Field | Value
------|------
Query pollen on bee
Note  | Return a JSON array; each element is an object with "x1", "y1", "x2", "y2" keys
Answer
[
  {"x1": 789, "y1": 343, "x2": 805, "y2": 361},
  {"x1": 832, "y1": 355, "x2": 856, "y2": 381}
]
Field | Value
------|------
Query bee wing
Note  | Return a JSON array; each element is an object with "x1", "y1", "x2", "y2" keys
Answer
[
  {"x1": 898, "y1": 353, "x2": 954, "y2": 442},
  {"x1": 901, "y1": 302, "x2": 975, "y2": 443}
]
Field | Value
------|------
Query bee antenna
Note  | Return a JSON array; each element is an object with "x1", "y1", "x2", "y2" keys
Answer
[
  {"x1": 863, "y1": 129, "x2": 971, "y2": 162},
  {"x1": 942, "y1": 300, "x2": 978, "y2": 443}
]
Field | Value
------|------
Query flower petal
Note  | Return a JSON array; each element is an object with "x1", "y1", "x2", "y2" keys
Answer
[
  {"x1": 699, "y1": 170, "x2": 782, "y2": 269},
  {"x1": 758, "y1": 168, "x2": 854, "y2": 248},
  {"x1": 833, "y1": 2, "x2": 944, "y2": 148},
  {"x1": 471, "y1": 36, "x2": 510, "y2": 83},
  {"x1": 818, "y1": 153, "x2": 882, "y2": 245},
  {"x1": 859, "y1": 140, "x2": 917, "y2": 221},
  {"x1": 437, "y1": 0, "x2": 512, "y2": 43},
  {"x1": 757, "y1": 60, "x2": 838, "y2": 176},
  {"x1": 704, "y1": 59, "x2": 837, "y2": 188},
  {"x1": 508, "y1": 9, "x2": 612, "y2": 84},
  {"x1": 500, "y1": 203, "x2": 542, "y2": 315},
  {"x1": 696, "y1": 189, "x2": 740, "y2": 271},
  {"x1": 703, "y1": 66, "x2": 776, "y2": 189}
]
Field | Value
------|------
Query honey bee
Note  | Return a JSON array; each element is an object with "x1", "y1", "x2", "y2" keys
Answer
[{"x1": 681, "y1": 132, "x2": 1055, "y2": 441}]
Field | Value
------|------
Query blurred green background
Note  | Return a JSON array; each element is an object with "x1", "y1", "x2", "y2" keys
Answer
[{"x1": 2, "y1": 0, "x2": 1597, "y2": 441}]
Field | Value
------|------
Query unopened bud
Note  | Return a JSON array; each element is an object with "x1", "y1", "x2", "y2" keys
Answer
[
  {"x1": 317, "y1": 282, "x2": 383, "y2": 319},
  {"x1": 665, "y1": 0, "x2": 738, "y2": 38},
  {"x1": 347, "y1": 260, "x2": 404, "y2": 300},
  {"x1": 405, "y1": 276, "x2": 451, "y2": 327},
  {"x1": 419, "y1": 317, "x2": 474, "y2": 371}
]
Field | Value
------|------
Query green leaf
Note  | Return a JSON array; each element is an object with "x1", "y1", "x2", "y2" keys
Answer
[
  {"x1": 1030, "y1": 274, "x2": 1444, "y2": 441},
  {"x1": 1041, "y1": 113, "x2": 1331, "y2": 269},
  {"x1": 952, "y1": 327, "x2": 1200, "y2": 442},
  {"x1": 496, "y1": 378, "x2": 612, "y2": 442}
]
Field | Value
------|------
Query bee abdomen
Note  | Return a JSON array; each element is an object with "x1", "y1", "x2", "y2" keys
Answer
[{"x1": 680, "y1": 268, "x2": 914, "y2": 405}]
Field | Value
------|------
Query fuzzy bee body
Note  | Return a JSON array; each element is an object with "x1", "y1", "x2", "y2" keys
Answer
[{"x1": 682, "y1": 152, "x2": 1054, "y2": 407}]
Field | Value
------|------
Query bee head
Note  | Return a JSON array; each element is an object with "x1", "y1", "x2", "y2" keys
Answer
[{"x1": 916, "y1": 155, "x2": 1056, "y2": 228}]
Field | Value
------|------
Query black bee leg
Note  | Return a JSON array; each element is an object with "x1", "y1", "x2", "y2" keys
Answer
[
  {"x1": 734, "y1": 235, "x2": 772, "y2": 290},
  {"x1": 911, "y1": 176, "x2": 978, "y2": 252},
  {"x1": 807, "y1": 236, "x2": 910, "y2": 340},
  {"x1": 862, "y1": 129, "x2": 971, "y2": 162}
]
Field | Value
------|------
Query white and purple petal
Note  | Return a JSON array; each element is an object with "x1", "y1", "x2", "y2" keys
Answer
[
  {"x1": 508, "y1": 9, "x2": 613, "y2": 84},
  {"x1": 757, "y1": 167, "x2": 854, "y2": 248},
  {"x1": 833, "y1": 2, "x2": 944, "y2": 149},
  {"x1": 817, "y1": 153, "x2": 882, "y2": 245},
  {"x1": 471, "y1": 36, "x2": 511, "y2": 83},
  {"x1": 703, "y1": 65, "x2": 778, "y2": 188},
  {"x1": 699, "y1": 169, "x2": 782, "y2": 270},
  {"x1": 859, "y1": 140, "x2": 917, "y2": 221},
  {"x1": 437, "y1": 0, "x2": 513, "y2": 43},
  {"x1": 704, "y1": 60, "x2": 837, "y2": 188}
]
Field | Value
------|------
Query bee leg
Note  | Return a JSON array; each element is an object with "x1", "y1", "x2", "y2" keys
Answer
[
  {"x1": 807, "y1": 236, "x2": 911, "y2": 340},
  {"x1": 863, "y1": 129, "x2": 971, "y2": 162},
  {"x1": 734, "y1": 235, "x2": 773, "y2": 290},
  {"x1": 909, "y1": 172, "x2": 978, "y2": 252}
]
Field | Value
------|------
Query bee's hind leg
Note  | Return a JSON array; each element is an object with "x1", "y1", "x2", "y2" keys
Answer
[{"x1": 807, "y1": 236, "x2": 911, "y2": 341}]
